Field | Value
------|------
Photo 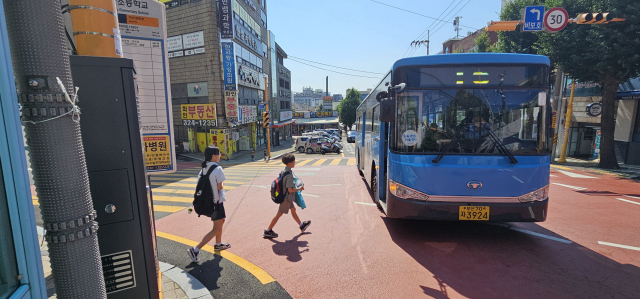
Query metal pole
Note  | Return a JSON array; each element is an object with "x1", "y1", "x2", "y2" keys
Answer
[
  {"x1": 3, "y1": 0, "x2": 107, "y2": 297},
  {"x1": 427, "y1": 30, "x2": 430, "y2": 55},
  {"x1": 265, "y1": 77, "x2": 271, "y2": 158},
  {"x1": 557, "y1": 80, "x2": 576, "y2": 163},
  {"x1": 551, "y1": 67, "x2": 564, "y2": 159}
]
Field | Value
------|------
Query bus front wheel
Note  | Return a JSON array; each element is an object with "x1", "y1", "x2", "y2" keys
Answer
[{"x1": 371, "y1": 175, "x2": 379, "y2": 204}]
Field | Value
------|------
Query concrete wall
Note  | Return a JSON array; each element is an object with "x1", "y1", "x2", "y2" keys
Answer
[{"x1": 569, "y1": 96, "x2": 601, "y2": 123}]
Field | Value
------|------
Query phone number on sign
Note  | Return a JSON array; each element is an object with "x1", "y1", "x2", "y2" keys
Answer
[{"x1": 182, "y1": 119, "x2": 217, "y2": 127}]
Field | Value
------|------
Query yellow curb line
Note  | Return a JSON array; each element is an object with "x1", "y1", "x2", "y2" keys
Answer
[
  {"x1": 155, "y1": 231, "x2": 276, "y2": 285},
  {"x1": 550, "y1": 165, "x2": 573, "y2": 170}
]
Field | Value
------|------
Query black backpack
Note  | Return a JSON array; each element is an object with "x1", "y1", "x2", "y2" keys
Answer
[
  {"x1": 193, "y1": 165, "x2": 218, "y2": 217},
  {"x1": 270, "y1": 170, "x2": 291, "y2": 204}
]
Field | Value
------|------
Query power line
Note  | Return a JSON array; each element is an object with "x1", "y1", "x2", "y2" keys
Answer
[
  {"x1": 408, "y1": 0, "x2": 466, "y2": 57},
  {"x1": 288, "y1": 58, "x2": 382, "y2": 79},
  {"x1": 288, "y1": 55, "x2": 385, "y2": 75},
  {"x1": 370, "y1": 0, "x2": 477, "y2": 30},
  {"x1": 403, "y1": 0, "x2": 462, "y2": 58},
  {"x1": 431, "y1": 0, "x2": 472, "y2": 37}
]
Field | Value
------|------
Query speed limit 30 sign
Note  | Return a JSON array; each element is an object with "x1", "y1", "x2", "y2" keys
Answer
[{"x1": 544, "y1": 7, "x2": 569, "y2": 32}]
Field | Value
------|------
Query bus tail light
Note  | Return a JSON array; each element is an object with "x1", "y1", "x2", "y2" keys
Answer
[
  {"x1": 518, "y1": 185, "x2": 549, "y2": 203},
  {"x1": 389, "y1": 180, "x2": 429, "y2": 201}
]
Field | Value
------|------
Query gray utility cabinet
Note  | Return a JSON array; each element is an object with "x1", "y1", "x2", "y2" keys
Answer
[{"x1": 70, "y1": 56, "x2": 159, "y2": 299}]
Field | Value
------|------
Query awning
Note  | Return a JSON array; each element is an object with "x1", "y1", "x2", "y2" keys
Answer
[
  {"x1": 293, "y1": 116, "x2": 339, "y2": 125},
  {"x1": 272, "y1": 119, "x2": 295, "y2": 128}
]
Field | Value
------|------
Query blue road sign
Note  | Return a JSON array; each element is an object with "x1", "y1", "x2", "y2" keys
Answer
[
  {"x1": 259, "y1": 104, "x2": 265, "y2": 110},
  {"x1": 523, "y1": 6, "x2": 545, "y2": 31}
]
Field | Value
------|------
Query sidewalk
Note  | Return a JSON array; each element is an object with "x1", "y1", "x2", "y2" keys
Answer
[
  {"x1": 38, "y1": 227, "x2": 210, "y2": 299},
  {"x1": 552, "y1": 157, "x2": 640, "y2": 181},
  {"x1": 178, "y1": 138, "x2": 297, "y2": 164}
]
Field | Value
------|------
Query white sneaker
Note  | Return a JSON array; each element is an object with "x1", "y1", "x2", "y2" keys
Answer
[{"x1": 187, "y1": 248, "x2": 200, "y2": 263}]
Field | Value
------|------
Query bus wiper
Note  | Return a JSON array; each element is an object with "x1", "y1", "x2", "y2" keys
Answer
[{"x1": 485, "y1": 129, "x2": 518, "y2": 164}]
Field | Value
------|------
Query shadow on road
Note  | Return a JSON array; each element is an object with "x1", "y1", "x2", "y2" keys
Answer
[
  {"x1": 185, "y1": 254, "x2": 224, "y2": 291},
  {"x1": 267, "y1": 233, "x2": 311, "y2": 262},
  {"x1": 382, "y1": 218, "x2": 640, "y2": 299}
]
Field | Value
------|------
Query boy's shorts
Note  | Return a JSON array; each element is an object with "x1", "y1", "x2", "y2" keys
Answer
[{"x1": 278, "y1": 199, "x2": 295, "y2": 214}]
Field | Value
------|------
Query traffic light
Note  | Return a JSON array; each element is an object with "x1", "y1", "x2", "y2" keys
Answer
[
  {"x1": 262, "y1": 111, "x2": 270, "y2": 128},
  {"x1": 577, "y1": 13, "x2": 613, "y2": 24}
]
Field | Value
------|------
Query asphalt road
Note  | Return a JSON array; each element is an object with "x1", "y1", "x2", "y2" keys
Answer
[{"x1": 155, "y1": 161, "x2": 640, "y2": 298}]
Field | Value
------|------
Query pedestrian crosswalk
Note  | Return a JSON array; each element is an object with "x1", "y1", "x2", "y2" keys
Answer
[{"x1": 31, "y1": 158, "x2": 357, "y2": 219}]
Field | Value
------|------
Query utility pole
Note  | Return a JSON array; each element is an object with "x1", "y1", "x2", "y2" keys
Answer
[
  {"x1": 264, "y1": 77, "x2": 271, "y2": 158},
  {"x1": 410, "y1": 30, "x2": 430, "y2": 56},
  {"x1": 551, "y1": 67, "x2": 564, "y2": 159},
  {"x1": 454, "y1": 16, "x2": 462, "y2": 38}
]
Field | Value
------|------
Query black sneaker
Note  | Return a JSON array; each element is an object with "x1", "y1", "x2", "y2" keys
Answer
[
  {"x1": 187, "y1": 247, "x2": 200, "y2": 263},
  {"x1": 300, "y1": 220, "x2": 311, "y2": 232},
  {"x1": 214, "y1": 243, "x2": 231, "y2": 251},
  {"x1": 263, "y1": 229, "x2": 278, "y2": 238}
]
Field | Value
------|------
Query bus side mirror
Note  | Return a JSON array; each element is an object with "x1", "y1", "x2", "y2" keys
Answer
[
  {"x1": 376, "y1": 91, "x2": 388, "y2": 102},
  {"x1": 379, "y1": 98, "x2": 395, "y2": 122}
]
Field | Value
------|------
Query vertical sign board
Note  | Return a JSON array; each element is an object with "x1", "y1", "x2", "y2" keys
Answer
[
  {"x1": 221, "y1": 42, "x2": 237, "y2": 90},
  {"x1": 218, "y1": 0, "x2": 233, "y2": 39},
  {"x1": 522, "y1": 6, "x2": 545, "y2": 32},
  {"x1": 117, "y1": 1, "x2": 176, "y2": 174}
]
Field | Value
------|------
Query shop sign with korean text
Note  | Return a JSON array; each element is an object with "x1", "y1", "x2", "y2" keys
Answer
[
  {"x1": 117, "y1": 0, "x2": 175, "y2": 173},
  {"x1": 218, "y1": 0, "x2": 233, "y2": 38},
  {"x1": 224, "y1": 90, "x2": 239, "y2": 121},
  {"x1": 280, "y1": 110, "x2": 292, "y2": 121},
  {"x1": 239, "y1": 105, "x2": 257, "y2": 124},
  {"x1": 181, "y1": 104, "x2": 217, "y2": 127},
  {"x1": 222, "y1": 42, "x2": 237, "y2": 90}
]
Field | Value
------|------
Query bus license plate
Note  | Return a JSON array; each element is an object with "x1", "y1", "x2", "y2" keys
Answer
[{"x1": 459, "y1": 206, "x2": 489, "y2": 221}]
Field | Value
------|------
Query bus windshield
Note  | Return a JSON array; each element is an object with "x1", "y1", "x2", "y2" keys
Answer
[{"x1": 391, "y1": 88, "x2": 551, "y2": 155}]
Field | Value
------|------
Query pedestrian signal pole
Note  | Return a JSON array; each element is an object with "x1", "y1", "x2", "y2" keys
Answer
[{"x1": 557, "y1": 80, "x2": 576, "y2": 163}]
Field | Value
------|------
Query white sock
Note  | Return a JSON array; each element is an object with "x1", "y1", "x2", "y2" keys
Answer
[
  {"x1": 300, "y1": 221, "x2": 304, "y2": 226},
  {"x1": 216, "y1": 242, "x2": 222, "y2": 246},
  {"x1": 192, "y1": 246, "x2": 199, "y2": 253}
]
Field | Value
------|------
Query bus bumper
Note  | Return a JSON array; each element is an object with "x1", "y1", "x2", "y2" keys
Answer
[{"x1": 385, "y1": 192, "x2": 548, "y2": 222}]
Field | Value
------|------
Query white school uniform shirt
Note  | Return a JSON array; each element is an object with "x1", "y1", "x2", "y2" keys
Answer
[{"x1": 198, "y1": 162, "x2": 226, "y2": 203}]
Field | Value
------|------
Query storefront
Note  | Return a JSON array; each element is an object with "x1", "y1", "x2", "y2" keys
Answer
[{"x1": 562, "y1": 78, "x2": 640, "y2": 164}]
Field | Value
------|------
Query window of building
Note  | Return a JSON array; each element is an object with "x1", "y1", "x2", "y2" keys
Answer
[
  {"x1": 279, "y1": 78, "x2": 285, "y2": 88},
  {"x1": 285, "y1": 81, "x2": 290, "y2": 90}
]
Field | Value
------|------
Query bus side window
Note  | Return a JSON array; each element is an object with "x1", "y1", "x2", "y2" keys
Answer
[{"x1": 373, "y1": 106, "x2": 379, "y2": 134}]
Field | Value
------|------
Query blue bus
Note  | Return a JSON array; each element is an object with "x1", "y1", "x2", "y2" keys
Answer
[{"x1": 355, "y1": 53, "x2": 551, "y2": 222}]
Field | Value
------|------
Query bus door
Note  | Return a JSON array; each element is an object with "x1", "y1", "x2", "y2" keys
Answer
[{"x1": 359, "y1": 112, "x2": 366, "y2": 173}]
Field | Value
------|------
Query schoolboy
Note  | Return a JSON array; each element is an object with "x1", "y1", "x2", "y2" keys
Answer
[{"x1": 263, "y1": 153, "x2": 310, "y2": 238}]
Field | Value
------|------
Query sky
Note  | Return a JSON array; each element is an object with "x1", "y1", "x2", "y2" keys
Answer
[{"x1": 266, "y1": 0, "x2": 503, "y2": 96}]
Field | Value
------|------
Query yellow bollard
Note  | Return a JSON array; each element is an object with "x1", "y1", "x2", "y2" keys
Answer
[{"x1": 557, "y1": 81, "x2": 576, "y2": 163}]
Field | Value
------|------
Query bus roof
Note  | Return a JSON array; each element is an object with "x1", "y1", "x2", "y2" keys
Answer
[{"x1": 392, "y1": 53, "x2": 550, "y2": 70}]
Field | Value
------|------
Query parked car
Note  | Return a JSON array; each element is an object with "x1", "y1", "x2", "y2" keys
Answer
[
  {"x1": 296, "y1": 136, "x2": 309, "y2": 153},
  {"x1": 347, "y1": 131, "x2": 356, "y2": 143},
  {"x1": 327, "y1": 129, "x2": 341, "y2": 136},
  {"x1": 175, "y1": 139, "x2": 185, "y2": 153},
  {"x1": 304, "y1": 137, "x2": 332, "y2": 154}
]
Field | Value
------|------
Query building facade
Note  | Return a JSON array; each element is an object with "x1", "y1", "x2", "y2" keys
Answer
[
  {"x1": 294, "y1": 87, "x2": 325, "y2": 109},
  {"x1": 441, "y1": 29, "x2": 498, "y2": 54},
  {"x1": 269, "y1": 38, "x2": 294, "y2": 145},
  {"x1": 559, "y1": 78, "x2": 640, "y2": 165},
  {"x1": 165, "y1": 0, "x2": 269, "y2": 156}
]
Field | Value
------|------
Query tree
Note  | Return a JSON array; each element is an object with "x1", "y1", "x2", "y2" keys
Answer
[
  {"x1": 473, "y1": 31, "x2": 493, "y2": 52},
  {"x1": 499, "y1": 0, "x2": 640, "y2": 169},
  {"x1": 495, "y1": 0, "x2": 544, "y2": 54},
  {"x1": 538, "y1": 0, "x2": 640, "y2": 169},
  {"x1": 339, "y1": 88, "x2": 361, "y2": 130}
]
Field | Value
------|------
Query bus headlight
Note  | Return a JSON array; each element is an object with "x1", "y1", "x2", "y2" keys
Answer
[
  {"x1": 389, "y1": 180, "x2": 429, "y2": 201},
  {"x1": 517, "y1": 185, "x2": 549, "y2": 203}
]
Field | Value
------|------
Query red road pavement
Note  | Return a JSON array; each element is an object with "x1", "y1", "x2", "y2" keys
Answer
[{"x1": 155, "y1": 164, "x2": 640, "y2": 299}]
